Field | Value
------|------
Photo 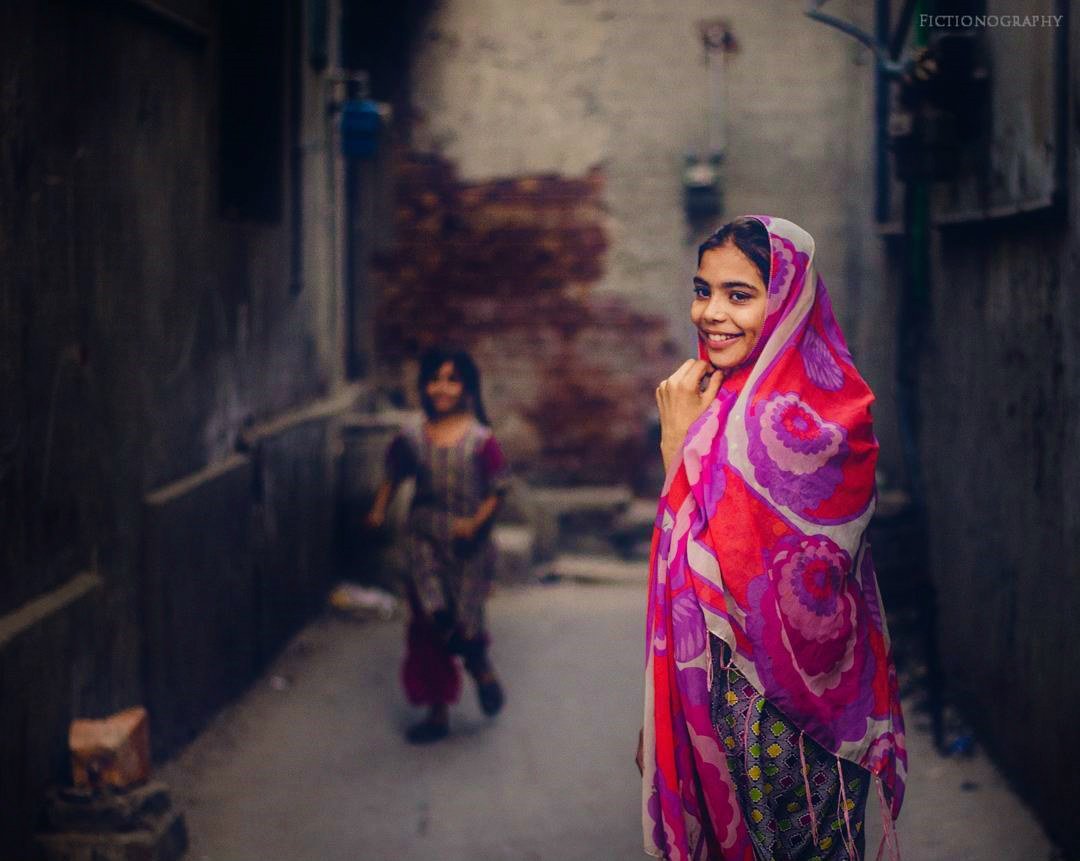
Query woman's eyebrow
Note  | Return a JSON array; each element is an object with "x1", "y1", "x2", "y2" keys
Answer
[
  {"x1": 693, "y1": 276, "x2": 761, "y2": 292},
  {"x1": 697, "y1": 277, "x2": 759, "y2": 289},
  {"x1": 722, "y1": 281, "x2": 760, "y2": 292}
]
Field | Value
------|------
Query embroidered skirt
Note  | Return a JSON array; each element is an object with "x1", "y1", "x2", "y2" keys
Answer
[{"x1": 709, "y1": 636, "x2": 870, "y2": 861}]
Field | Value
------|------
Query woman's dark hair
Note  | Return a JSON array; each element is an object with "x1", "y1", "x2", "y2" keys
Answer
[
  {"x1": 417, "y1": 346, "x2": 490, "y2": 425},
  {"x1": 697, "y1": 217, "x2": 771, "y2": 287}
]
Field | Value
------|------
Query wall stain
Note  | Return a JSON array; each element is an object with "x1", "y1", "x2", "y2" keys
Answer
[{"x1": 374, "y1": 150, "x2": 678, "y2": 485}]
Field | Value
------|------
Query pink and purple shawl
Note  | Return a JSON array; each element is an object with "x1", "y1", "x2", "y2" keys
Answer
[{"x1": 642, "y1": 217, "x2": 906, "y2": 860}]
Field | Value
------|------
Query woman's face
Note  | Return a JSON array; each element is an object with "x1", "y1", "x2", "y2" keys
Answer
[
  {"x1": 425, "y1": 360, "x2": 466, "y2": 416},
  {"x1": 691, "y1": 242, "x2": 768, "y2": 373}
]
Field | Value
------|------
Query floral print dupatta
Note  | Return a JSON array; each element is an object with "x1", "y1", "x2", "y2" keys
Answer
[{"x1": 642, "y1": 217, "x2": 906, "y2": 860}]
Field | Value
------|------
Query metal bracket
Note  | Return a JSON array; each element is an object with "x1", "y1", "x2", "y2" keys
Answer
[
  {"x1": 324, "y1": 70, "x2": 372, "y2": 114},
  {"x1": 805, "y1": 0, "x2": 907, "y2": 75}
]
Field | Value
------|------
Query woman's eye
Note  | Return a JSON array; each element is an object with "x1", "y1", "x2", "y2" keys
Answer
[
  {"x1": 731, "y1": 291, "x2": 750, "y2": 303},
  {"x1": 693, "y1": 285, "x2": 709, "y2": 299}
]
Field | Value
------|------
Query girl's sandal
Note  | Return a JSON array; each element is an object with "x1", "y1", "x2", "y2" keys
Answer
[
  {"x1": 476, "y1": 674, "x2": 505, "y2": 717},
  {"x1": 406, "y1": 718, "x2": 450, "y2": 745}
]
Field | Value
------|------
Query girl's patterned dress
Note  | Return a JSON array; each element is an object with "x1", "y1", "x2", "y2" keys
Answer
[{"x1": 385, "y1": 416, "x2": 510, "y2": 706}]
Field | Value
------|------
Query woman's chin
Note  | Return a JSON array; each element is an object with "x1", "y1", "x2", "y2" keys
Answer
[{"x1": 706, "y1": 350, "x2": 744, "y2": 370}]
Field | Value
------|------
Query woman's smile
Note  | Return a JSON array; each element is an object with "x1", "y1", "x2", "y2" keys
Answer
[
  {"x1": 702, "y1": 331, "x2": 743, "y2": 348},
  {"x1": 691, "y1": 241, "x2": 768, "y2": 372}
]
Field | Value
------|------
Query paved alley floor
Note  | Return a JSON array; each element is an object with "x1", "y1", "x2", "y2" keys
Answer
[{"x1": 160, "y1": 581, "x2": 1059, "y2": 861}]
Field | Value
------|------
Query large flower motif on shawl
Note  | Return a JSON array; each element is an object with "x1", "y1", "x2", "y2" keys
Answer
[
  {"x1": 773, "y1": 534, "x2": 852, "y2": 648},
  {"x1": 747, "y1": 392, "x2": 848, "y2": 517},
  {"x1": 745, "y1": 533, "x2": 878, "y2": 749}
]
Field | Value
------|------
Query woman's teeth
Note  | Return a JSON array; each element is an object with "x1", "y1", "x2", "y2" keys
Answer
[{"x1": 707, "y1": 333, "x2": 740, "y2": 343}]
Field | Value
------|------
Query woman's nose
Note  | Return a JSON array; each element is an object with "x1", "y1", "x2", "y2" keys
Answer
[{"x1": 705, "y1": 297, "x2": 729, "y2": 323}]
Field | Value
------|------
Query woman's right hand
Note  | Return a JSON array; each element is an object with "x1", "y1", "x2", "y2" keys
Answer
[{"x1": 655, "y1": 359, "x2": 723, "y2": 470}]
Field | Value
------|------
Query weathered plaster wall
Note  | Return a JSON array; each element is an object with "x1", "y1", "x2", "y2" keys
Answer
[
  {"x1": 373, "y1": 154, "x2": 678, "y2": 484},
  {"x1": 383, "y1": 0, "x2": 901, "y2": 487}
]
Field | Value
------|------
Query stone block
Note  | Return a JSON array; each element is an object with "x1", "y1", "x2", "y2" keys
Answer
[
  {"x1": 531, "y1": 485, "x2": 633, "y2": 555},
  {"x1": 36, "y1": 808, "x2": 187, "y2": 861},
  {"x1": 609, "y1": 498, "x2": 659, "y2": 559},
  {"x1": 44, "y1": 782, "x2": 170, "y2": 833},
  {"x1": 69, "y1": 708, "x2": 150, "y2": 791}
]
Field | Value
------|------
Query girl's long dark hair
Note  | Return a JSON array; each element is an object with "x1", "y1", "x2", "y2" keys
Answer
[{"x1": 417, "y1": 347, "x2": 491, "y2": 425}]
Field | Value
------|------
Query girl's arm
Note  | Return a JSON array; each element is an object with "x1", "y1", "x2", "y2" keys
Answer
[
  {"x1": 452, "y1": 432, "x2": 510, "y2": 540},
  {"x1": 472, "y1": 493, "x2": 501, "y2": 531},
  {"x1": 368, "y1": 432, "x2": 415, "y2": 528},
  {"x1": 366, "y1": 479, "x2": 399, "y2": 529},
  {"x1": 451, "y1": 493, "x2": 501, "y2": 540}
]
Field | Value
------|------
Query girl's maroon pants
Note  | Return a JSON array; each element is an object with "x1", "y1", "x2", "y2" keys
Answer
[{"x1": 401, "y1": 592, "x2": 490, "y2": 707}]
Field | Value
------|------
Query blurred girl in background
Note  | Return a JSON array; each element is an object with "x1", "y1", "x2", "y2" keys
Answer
[{"x1": 368, "y1": 347, "x2": 511, "y2": 744}]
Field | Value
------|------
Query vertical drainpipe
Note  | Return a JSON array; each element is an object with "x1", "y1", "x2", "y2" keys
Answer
[
  {"x1": 898, "y1": 2, "x2": 929, "y2": 509},
  {"x1": 343, "y1": 104, "x2": 362, "y2": 379},
  {"x1": 289, "y1": 0, "x2": 304, "y2": 296},
  {"x1": 899, "y1": 0, "x2": 945, "y2": 751},
  {"x1": 874, "y1": 0, "x2": 890, "y2": 223}
]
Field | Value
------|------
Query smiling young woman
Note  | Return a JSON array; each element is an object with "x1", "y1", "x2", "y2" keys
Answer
[
  {"x1": 655, "y1": 219, "x2": 771, "y2": 472},
  {"x1": 642, "y1": 217, "x2": 906, "y2": 861}
]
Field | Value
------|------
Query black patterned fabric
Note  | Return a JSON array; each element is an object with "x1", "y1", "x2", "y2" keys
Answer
[{"x1": 710, "y1": 635, "x2": 870, "y2": 861}]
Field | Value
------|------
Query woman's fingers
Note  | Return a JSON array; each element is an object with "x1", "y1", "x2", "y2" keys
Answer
[
  {"x1": 658, "y1": 360, "x2": 720, "y2": 410},
  {"x1": 701, "y1": 368, "x2": 722, "y2": 401},
  {"x1": 668, "y1": 358, "x2": 701, "y2": 386},
  {"x1": 661, "y1": 358, "x2": 707, "y2": 393}
]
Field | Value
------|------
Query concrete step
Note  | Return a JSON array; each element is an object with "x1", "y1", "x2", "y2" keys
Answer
[
  {"x1": 540, "y1": 553, "x2": 647, "y2": 584},
  {"x1": 609, "y1": 498, "x2": 659, "y2": 559},
  {"x1": 493, "y1": 525, "x2": 537, "y2": 583},
  {"x1": 529, "y1": 485, "x2": 634, "y2": 558}
]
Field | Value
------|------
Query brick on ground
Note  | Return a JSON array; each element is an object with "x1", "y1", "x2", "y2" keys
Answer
[{"x1": 69, "y1": 707, "x2": 151, "y2": 790}]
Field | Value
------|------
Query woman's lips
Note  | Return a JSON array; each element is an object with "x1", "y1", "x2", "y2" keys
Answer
[{"x1": 701, "y1": 331, "x2": 743, "y2": 351}]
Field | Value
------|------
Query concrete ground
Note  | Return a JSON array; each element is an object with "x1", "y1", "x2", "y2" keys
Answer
[{"x1": 160, "y1": 580, "x2": 1059, "y2": 861}]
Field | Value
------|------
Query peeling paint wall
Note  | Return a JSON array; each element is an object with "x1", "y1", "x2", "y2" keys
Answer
[
  {"x1": 374, "y1": 153, "x2": 678, "y2": 485},
  {"x1": 381, "y1": 0, "x2": 901, "y2": 488}
]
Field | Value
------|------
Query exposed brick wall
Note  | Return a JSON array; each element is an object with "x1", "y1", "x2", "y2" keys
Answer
[{"x1": 373, "y1": 152, "x2": 678, "y2": 486}]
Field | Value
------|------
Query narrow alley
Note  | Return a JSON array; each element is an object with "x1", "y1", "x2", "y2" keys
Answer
[
  {"x1": 4, "y1": 1, "x2": 1079, "y2": 859},
  {"x1": 159, "y1": 578, "x2": 1057, "y2": 861}
]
